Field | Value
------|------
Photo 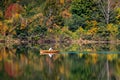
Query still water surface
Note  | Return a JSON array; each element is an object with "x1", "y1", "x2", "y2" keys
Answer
[{"x1": 0, "y1": 43, "x2": 120, "y2": 80}]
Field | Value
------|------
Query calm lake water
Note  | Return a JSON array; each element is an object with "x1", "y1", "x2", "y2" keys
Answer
[{"x1": 0, "y1": 43, "x2": 120, "y2": 80}]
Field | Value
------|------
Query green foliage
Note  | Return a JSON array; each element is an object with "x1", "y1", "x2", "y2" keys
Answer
[
  {"x1": 66, "y1": 14, "x2": 86, "y2": 32},
  {"x1": 0, "y1": 0, "x2": 120, "y2": 41},
  {"x1": 68, "y1": 0, "x2": 102, "y2": 32},
  {"x1": 53, "y1": 16, "x2": 64, "y2": 27},
  {"x1": 43, "y1": 0, "x2": 60, "y2": 17},
  {"x1": 116, "y1": 24, "x2": 120, "y2": 39},
  {"x1": 13, "y1": 24, "x2": 47, "y2": 41},
  {"x1": 14, "y1": 25, "x2": 28, "y2": 39},
  {"x1": 71, "y1": 0, "x2": 95, "y2": 15},
  {"x1": 97, "y1": 28, "x2": 110, "y2": 40},
  {"x1": 70, "y1": 0, "x2": 99, "y2": 20},
  {"x1": 32, "y1": 25, "x2": 47, "y2": 35}
]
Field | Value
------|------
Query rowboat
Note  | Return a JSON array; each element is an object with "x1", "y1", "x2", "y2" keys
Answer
[{"x1": 40, "y1": 50, "x2": 59, "y2": 54}]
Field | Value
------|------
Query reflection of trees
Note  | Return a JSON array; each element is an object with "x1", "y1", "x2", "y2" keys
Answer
[
  {"x1": 67, "y1": 53, "x2": 120, "y2": 80},
  {"x1": 0, "y1": 46, "x2": 68, "y2": 80},
  {"x1": 0, "y1": 45, "x2": 120, "y2": 80},
  {"x1": 0, "y1": 46, "x2": 26, "y2": 79},
  {"x1": 67, "y1": 54, "x2": 103, "y2": 80},
  {"x1": 111, "y1": 55, "x2": 120, "y2": 79}
]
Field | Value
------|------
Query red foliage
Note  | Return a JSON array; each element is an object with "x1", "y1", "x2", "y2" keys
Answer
[{"x1": 5, "y1": 3, "x2": 24, "y2": 19}]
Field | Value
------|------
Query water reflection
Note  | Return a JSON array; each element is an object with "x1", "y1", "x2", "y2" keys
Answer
[{"x1": 0, "y1": 44, "x2": 120, "y2": 80}]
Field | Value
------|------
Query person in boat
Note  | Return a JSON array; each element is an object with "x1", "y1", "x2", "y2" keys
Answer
[
  {"x1": 48, "y1": 47, "x2": 53, "y2": 58},
  {"x1": 40, "y1": 47, "x2": 59, "y2": 58}
]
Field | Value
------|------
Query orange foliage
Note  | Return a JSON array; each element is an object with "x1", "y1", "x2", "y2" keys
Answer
[
  {"x1": 62, "y1": 26, "x2": 69, "y2": 31},
  {"x1": 86, "y1": 20, "x2": 98, "y2": 27},
  {"x1": 60, "y1": 0, "x2": 64, "y2": 4},
  {"x1": 0, "y1": 22, "x2": 8, "y2": 35},
  {"x1": 21, "y1": 18, "x2": 27, "y2": 29},
  {"x1": 61, "y1": 9, "x2": 71, "y2": 18},
  {"x1": 46, "y1": 16, "x2": 54, "y2": 27}
]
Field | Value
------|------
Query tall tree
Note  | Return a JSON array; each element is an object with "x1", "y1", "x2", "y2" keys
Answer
[{"x1": 97, "y1": 0, "x2": 120, "y2": 24}]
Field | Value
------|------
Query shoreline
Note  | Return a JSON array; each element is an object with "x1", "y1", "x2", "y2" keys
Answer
[{"x1": 0, "y1": 38, "x2": 120, "y2": 44}]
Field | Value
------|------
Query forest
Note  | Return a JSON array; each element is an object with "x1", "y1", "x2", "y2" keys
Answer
[
  {"x1": 1, "y1": 0, "x2": 120, "y2": 79},
  {"x1": 0, "y1": 0, "x2": 120, "y2": 44}
]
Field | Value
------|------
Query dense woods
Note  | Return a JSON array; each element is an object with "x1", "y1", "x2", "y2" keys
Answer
[
  {"x1": 0, "y1": 0, "x2": 120, "y2": 43},
  {"x1": 1, "y1": 1, "x2": 120, "y2": 80}
]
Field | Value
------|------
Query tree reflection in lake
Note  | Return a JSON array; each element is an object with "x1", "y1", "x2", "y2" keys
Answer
[{"x1": 0, "y1": 43, "x2": 120, "y2": 80}]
